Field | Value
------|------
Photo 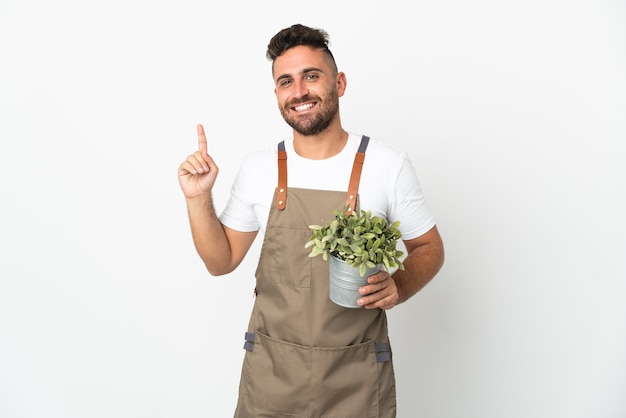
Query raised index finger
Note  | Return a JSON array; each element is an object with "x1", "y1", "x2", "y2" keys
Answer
[{"x1": 197, "y1": 124, "x2": 207, "y2": 154}]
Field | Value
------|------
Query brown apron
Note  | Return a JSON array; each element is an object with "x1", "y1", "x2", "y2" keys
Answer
[{"x1": 234, "y1": 137, "x2": 397, "y2": 418}]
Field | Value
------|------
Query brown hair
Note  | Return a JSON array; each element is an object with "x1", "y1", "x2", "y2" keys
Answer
[{"x1": 266, "y1": 24, "x2": 337, "y2": 73}]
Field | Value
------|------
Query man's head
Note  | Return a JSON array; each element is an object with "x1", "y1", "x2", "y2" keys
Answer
[{"x1": 267, "y1": 24, "x2": 345, "y2": 136}]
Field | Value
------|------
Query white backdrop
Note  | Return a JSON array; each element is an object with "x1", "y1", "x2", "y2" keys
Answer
[{"x1": 1, "y1": 1, "x2": 625, "y2": 417}]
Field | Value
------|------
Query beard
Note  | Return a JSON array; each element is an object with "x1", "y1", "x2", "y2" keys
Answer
[{"x1": 279, "y1": 89, "x2": 339, "y2": 136}]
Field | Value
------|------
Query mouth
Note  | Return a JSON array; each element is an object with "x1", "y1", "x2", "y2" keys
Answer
[{"x1": 291, "y1": 102, "x2": 316, "y2": 112}]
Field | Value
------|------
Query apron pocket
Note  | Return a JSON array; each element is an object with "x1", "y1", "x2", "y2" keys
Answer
[
  {"x1": 244, "y1": 332, "x2": 380, "y2": 418},
  {"x1": 313, "y1": 341, "x2": 380, "y2": 418},
  {"x1": 245, "y1": 332, "x2": 312, "y2": 417}
]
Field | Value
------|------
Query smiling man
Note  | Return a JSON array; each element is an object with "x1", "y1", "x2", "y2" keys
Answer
[
  {"x1": 274, "y1": 46, "x2": 342, "y2": 137},
  {"x1": 178, "y1": 24, "x2": 444, "y2": 418}
]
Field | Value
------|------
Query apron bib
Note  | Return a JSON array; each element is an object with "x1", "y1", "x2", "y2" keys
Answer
[{"x1": 234, "y1": 137, "x2": 397, "y2": 418}]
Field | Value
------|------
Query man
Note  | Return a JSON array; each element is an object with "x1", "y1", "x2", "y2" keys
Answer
[{"x1": 178, "y1": 24, "x2": 444, "y2": 418}]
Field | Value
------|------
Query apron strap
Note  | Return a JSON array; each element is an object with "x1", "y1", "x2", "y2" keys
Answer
[
  {"x1": 275, "y1": 135, "x2": 370, "y2": 213},
  {"x1": 345, "y1": 135, "x2": 370, "y2": 215},
  {"x1": 276, "y1": 141, "x2": 287, "y2": 210}
]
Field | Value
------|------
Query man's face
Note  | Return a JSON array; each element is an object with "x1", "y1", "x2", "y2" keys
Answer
[{"x1": 273, "y1": 46, "x2": 345, "y2": 136}]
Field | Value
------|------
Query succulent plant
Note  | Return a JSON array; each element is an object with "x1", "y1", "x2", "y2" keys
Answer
[{"x1": 305, "y1": 208, "x2": 405, "y2": 276}]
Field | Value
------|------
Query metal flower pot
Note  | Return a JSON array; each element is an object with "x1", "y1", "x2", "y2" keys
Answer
[{"x1": 328, "y1": 256, "x2": 382, "y2": 308}]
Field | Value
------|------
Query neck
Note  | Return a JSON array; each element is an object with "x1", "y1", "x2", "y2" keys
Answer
[{"x1": 292, "y1": 121, "x2": 348, "y2": 160}]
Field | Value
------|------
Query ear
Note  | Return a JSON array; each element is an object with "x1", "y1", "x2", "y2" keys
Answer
[{"x1": 336, "y1": 72, "x2": 347, "y2": 97}]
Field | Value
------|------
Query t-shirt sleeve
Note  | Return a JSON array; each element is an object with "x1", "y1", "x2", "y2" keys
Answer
[
  {"x1": 389, "y1": 156, "x2": 437, "y2": 241},
  {"x1": 219, "y1": 157, "x2": 261, "y2": 233}
]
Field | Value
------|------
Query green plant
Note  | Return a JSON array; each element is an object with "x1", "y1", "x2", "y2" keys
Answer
[{"x1": 305, "y1": 208, "x2": 405, "y2": 276}]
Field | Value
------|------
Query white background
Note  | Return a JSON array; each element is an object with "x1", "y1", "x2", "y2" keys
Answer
[{"x1": 1, "y1": 1, "x2": 625, "y2": 417}]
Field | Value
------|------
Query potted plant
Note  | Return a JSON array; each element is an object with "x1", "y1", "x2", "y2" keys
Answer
[{"x1": 305, "y1": 208, "x2": 405, "y2": 308}]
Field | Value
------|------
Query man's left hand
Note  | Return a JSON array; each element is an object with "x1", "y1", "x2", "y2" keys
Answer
[{"x1": 357, "y1": 271, "x2": 400, "y2": 310}]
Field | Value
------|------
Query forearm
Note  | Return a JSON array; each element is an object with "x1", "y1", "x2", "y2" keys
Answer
[
  {"x1": 185, "y1": 194, "x2": 234, "y2": 275},
  {"x1": 392, "y1": 237, "x2": 444, "y2": 304}
]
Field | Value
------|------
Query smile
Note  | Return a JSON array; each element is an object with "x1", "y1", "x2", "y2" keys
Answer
[{"x1": 292, "y1": 103, "x2": 315, "y2": 112}]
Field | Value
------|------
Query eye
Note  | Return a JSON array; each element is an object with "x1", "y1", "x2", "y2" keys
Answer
[
  {"x1": 305, "y1": 73, "x2": 319, "y2": 81},
  {"x1": 278, "y1": 78, "x2": 293, "y2": 88}
]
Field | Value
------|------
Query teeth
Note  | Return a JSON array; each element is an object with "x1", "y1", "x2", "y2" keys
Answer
[{"x1": 294, "y1": 103, "x2": 314, "y2": 112}]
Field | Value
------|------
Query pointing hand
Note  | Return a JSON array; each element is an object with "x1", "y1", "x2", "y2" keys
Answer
[{"x1": 178, "y1": 124, "x2": 219, "y2": 198}]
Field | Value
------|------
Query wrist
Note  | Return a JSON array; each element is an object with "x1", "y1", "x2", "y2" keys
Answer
[{"x1": 186, "y1": 193, "x2": 215, "y2": 213}]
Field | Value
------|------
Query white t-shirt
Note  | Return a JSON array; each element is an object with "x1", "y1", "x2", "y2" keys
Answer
[{"x1": 219, "y1": 132, "x2": 436, "y2": 241}]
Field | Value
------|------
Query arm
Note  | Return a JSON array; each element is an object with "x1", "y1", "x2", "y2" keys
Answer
[
  {"x1": 185, "y1": 195, "x2": 257, "y2": 275},
  {"x1": 178, "y1": 124, "x2": 257, "y2": 276},
  {"x1": 357, "y1": 225, "x2": 444, "y2": 309}
]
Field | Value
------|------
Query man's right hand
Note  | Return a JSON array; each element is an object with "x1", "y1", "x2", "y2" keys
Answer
[{"x1": 178, "y1": 124, "x2": 219, "y2": 199}]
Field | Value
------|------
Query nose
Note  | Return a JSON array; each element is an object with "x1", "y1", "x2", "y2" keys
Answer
[{"x1": 293, "y1": 80, "x2": 309, "y2": 98}]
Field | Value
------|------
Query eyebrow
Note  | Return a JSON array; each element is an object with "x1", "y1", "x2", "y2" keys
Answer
[{"x1": 275, "y1": 67, "x2": 325, "y2": 83}]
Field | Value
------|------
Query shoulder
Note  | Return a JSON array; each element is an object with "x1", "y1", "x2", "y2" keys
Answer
[
  {"x1": 242, "y1": 143, "x2": 278, "y2": 165},
  {"x1": 236, "y1": 141, "x2": 281, "y2": 179},
  {"x1": 365, "y1": 136, "x2": 409, "y2": 162},
  {"x1": 358, "y1": 135, "x2": 410, "y2": 178}
]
